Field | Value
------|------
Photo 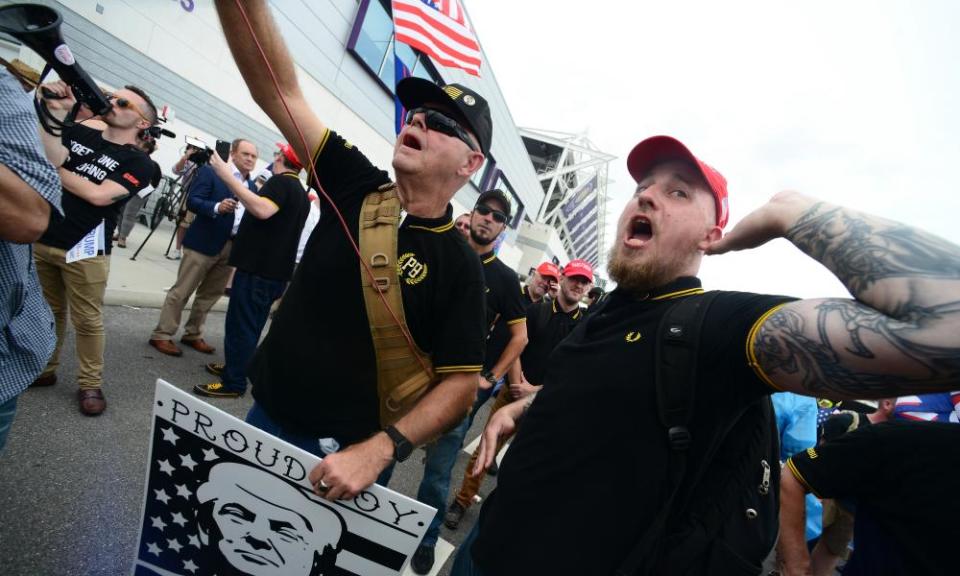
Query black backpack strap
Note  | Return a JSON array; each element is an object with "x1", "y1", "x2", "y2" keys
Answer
[{"x1": 616, "y1": 291, "x2": 719, "y2": 576}]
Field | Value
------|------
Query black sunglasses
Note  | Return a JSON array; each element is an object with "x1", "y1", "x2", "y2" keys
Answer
[
  {"x1": 474, "y1": 203, "x2": 508, "y2": 224},
  {"x1": 404, "y1": 107, "x2": 478, "y2": 152}
]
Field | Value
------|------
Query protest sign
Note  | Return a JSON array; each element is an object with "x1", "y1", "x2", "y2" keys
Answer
[
  {"x1": 65, "y1": 219, "x2": 104, "y2": 263},
  {"x1": 132, "y1": 380, "x2": 434, "y2": 576}
]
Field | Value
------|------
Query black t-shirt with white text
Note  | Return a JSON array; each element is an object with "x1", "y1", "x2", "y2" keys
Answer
[
  {"x1": 478, "y1": 252, "x2": 526, "y2": 371},
  {"x1": 473, "y1": 277, "x2": 793, "y2": 575},
  {"x1": 229, "y1": 173, "x2": 309, "y2": 280},
  {"x1": 520, "y1": 299, "x2": 583, "y2": 386},
  {"x1": 39, "y1": 123, "x2": 152, "y2": 255},
  {"x1": 248, "y1": 129, "x2": 487, "y2": 444},
  {"x1": 787, "y1": 421, "x2": 960, "y2": 576}
]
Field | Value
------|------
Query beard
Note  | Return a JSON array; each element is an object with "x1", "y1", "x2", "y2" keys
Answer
[
  {"x1": 470, "y1": 228, "x2": 496, "y2": 246},
  {"x1": 606, "y1": 241, "x2": 699, "y2": 294}
]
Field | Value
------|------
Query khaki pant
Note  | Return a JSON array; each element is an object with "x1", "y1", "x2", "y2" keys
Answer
[
  {"x1": 151, "y1": 242, "x2": 232, "y2": 341},
  {"x1": 33, "y1": 243, "x2": 110, "y2": 390},
  {"x1": 455, "y1": 387, "x2": 515, "y2": 508}
]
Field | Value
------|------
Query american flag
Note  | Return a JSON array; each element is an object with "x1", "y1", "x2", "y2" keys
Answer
[
  {"x1": 392, "y1": 0, "x2": 482, "y2": 77},
  {"x1": 133, "y1": 416, "x2": 410, "y2": 576}
]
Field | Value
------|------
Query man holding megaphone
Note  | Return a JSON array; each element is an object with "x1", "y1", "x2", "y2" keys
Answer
[{"x1": 30, "y1": 79, "x2": 156, "y2": 416}]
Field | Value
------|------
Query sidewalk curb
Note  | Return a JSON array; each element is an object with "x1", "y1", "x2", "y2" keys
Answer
[{"x1": 104, "y1": 288, "x2": 230, "y2": 312}]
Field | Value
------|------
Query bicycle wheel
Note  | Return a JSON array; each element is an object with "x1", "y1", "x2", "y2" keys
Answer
[{"x1": 151, "y1": 197, "x2": 169, "y2": 229}]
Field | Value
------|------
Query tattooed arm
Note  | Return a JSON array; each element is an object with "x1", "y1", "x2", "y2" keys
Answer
[{"x1": 708, "y1": 191, "x2": 960, "y2": 399}]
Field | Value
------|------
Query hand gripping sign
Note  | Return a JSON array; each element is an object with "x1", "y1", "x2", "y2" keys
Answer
[{"x1": 132, "y1": 380, "x2": 434, "y2": 576}]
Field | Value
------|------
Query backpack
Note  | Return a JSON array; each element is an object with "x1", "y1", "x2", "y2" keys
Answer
[
  {"x1": 358, "y1": 184, "x2": 438, "y2": 427},
  {"x1": 616, "y1": 292, "x2": 781, "y2": 576}
]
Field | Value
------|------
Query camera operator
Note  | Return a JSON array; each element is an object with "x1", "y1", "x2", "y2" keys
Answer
[
  {"x1": 148, "y1": 138, "x2": 258, "y2": 358},
  {"x1": 30, "y1": 80, "x2": 155, "y2": 417},
  {"x1": 169, "y1": 144, "x2": 202, "y2": 260}
]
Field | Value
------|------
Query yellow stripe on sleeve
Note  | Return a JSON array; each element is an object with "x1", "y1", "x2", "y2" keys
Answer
[
  {"x1": 745, "y1": 303, "x2": 789, "y2": 391},
  {"x1": 786, "y1": 458, "x2": 823, "y2": 498}
]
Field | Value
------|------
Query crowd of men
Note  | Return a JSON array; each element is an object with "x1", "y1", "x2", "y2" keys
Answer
[{"x1": 2, "y1": 1, "x2": 960, "y2": 574}]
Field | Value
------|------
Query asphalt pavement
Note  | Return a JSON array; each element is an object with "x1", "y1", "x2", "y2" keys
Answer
[{"x1": 0, "y1": 218, "x2": 497, "y2": 576}]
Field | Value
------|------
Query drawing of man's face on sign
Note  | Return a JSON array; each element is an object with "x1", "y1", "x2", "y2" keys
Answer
[{"x1": 196, "y1": 463, "x2": 345, "y2": 576}]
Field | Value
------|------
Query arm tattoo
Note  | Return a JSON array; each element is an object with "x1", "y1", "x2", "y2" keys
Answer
[
  {"x1": 756, "y1": 299, "x2": 960, "y2": 398},
  {"x1": 786, "y1": 203, "x2": 960, "y2": 297}
]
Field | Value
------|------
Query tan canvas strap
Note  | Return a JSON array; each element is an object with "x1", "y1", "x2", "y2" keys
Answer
[{"x1": 359, "y1": 183, "x2": 437, "y2": 426}]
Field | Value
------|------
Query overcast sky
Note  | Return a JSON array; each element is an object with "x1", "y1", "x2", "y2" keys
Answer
[{"x1": 466, "y1": 0, "x2": 960, "y2": 297}]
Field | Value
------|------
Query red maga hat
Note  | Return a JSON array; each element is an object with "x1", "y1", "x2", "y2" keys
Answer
[
  {"x1": 536, "y1": 262, "x2": 560, "y2": 281},
  {"x1": 626, "y1": 135, "x2": 729, "y2": 229},
  {"x1": 275, "y1": 142, "x2": 303, "y2": 171},
  {"x1": 562, "y1": 259, "x2": 594, "y2": 282}
]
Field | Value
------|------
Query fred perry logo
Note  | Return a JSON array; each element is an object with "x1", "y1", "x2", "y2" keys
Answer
[
  {"x1": 806, "y1": 448, "x2": 818, "y2": 459},
  {"x1": 398, "y1": 252, "x2": 428, "y2": 286},
  {"x1": 443, "y1": 86, "x2": 464, "y2": 100},
  {"x1": 463, "y1": 95, "x2": 476, "y2": 106},
  {"x1": 625, "y1": 331, "x2": 642, "y2": 343}
]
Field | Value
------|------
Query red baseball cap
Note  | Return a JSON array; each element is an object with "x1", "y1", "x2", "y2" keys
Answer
[
  {"x1": 275, "y1": 142, "x2": 303, "y2": 171},
  {"x1": 536, "y1": 262, "x2": 560, "y2": 281},
  {"x1": 626, "y1": 136, "x2": 729, "y2": 229},
  {"x1": 562, "y1": 259, "x2": 594, "y2": 282}
]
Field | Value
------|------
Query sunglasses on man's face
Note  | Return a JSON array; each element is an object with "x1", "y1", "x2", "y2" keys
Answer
[
  {"x1": 105, "y1": 93, "x2": 151, "y2": 124},
  {"x1": 404, "y1": 107, "x2": 478, "y2": 152},
  {"x1": 474, "y1": 203, "x2": 508, "y2": 224}
]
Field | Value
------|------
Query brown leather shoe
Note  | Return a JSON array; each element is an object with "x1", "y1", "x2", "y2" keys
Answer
[
  {"x1": 30, "y1": 373, "x2": 57, "y2": 388},
  {"x1": 149, "y1": 338, "x2": 182, "y2": 357},
  {"x1": 78, "y1": 389, "x2": 106, "y2": 416},
  {"x1": 181, "y1": 338, "x2": 215, "y2": 354}
]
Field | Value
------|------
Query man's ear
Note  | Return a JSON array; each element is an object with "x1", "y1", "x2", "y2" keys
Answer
[
  {"x1": 698, "y1": 225, "x2": 723, "y2": 251},
  {"x1": 459, "y1": 151, "x2": 485, "y2": 178}
]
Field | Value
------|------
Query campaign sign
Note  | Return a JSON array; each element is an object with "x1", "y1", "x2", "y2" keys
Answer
[{"x1": 132, "y1": 380, "x2": 434, "y2": 576}]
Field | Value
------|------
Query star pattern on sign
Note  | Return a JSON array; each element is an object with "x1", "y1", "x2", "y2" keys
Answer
[
  {"x1": 146, "y1": 542, "x2": 162, "y2": 557},
  {"x1": 175, "y1": 484, "x2": 192, "y2": 499},
  {"x1": 167, "y1": 537, "x2": 183, "y2": 553},
  {"x1": 188, "y1": 534, "x2": 201, "y2": 549},
  {"x1": 161, "y1": 427, "x2": 179, "y2": 446},
  {"x1": 151, "y1": 516, "x2": 167, "y2": 530},
  {"x1": 179, "y1": 453, "x2": 198, "y2": 471},
  {"x1": 202, "y1": 447, "x2": 218, "y2": 462},
  {"x1": 183, "y1": 559, "x2": 198, "y2": 574},
  {"x1": 171, "y1": 512, "x2": 188, "y2": 527},
  {"x1": 154, "y1": 489, "x2": 171, "y2": 505},
  {"x1": 158, "y1": 460, "x2": 175, "y2": 476}
]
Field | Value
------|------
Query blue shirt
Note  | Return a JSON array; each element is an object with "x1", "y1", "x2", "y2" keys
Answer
[
  {"x1": 0, "y1": 69, "x2": 63, "y2": 402},
  {"x1": 772, "y1": 392, "x2": 823, "y2": 541}
]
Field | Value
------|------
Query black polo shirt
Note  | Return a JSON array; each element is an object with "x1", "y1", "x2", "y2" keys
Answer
[
  {"x1": 787, "y1": 421, "x2": 960, "y2": 576},
  {"x1": 248, "y1": 129, "x2": 486, "y2": 444},
  {"x1": 478, "y1": 252, "x2": 527, "y2": 371},
  {"x1": 472, "y1": 277, "x2": 793, "y2": 575},
  {"x1": 39, "y1": 123, "x2": 152, "y2": 255},
  {"x1": 230, "y1": 172, "x2": 309, "y2": 281},
  {"x1": 520, "y1": 299, "x2": 583, "y2": 386}
]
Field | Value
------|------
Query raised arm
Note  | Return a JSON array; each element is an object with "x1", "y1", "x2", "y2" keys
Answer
[
  {"x1": 214, "y1": 0, "x2": 326, "y2": 168},
  {"x1": 709, "y1": 191, "x2": 960, "y2": 399}
]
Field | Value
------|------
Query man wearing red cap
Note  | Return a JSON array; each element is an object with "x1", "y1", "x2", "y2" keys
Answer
[
  {"x1": 194, "y1": 143, "x2": 310, "y2": 398},
  {"x1": 452, "y1": 135, "x2": 960, "y2": 576},
  {"x1": 445, "y1": 259, "x2": 593, "y2": 530},
  {"x1": 525, "y1": 261, "x2": 559, "y2": 304}
]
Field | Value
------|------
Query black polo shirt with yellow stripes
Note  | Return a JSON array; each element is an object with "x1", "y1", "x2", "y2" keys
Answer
[
  {"x1": 478, "y1": 251, "x2": 527, "y2": 372},
  {"x1": 473, "y1": 276, "x2": 793, "y2": 575},
  {"x1": 520, "y1": 298, "x2": 583, "y2": 386},
  {"x1": 248, "y1": 129, "x2": 486, "y2": 445}
]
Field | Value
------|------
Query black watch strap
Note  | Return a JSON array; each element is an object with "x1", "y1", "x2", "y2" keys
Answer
[{"x1": 384, "y1": 425, "x2": 413, "y2": 462}]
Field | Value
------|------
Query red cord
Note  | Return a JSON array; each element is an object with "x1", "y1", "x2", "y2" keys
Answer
[{"x1": 233, "y1": 0, "x2": 430, "y2": 375}]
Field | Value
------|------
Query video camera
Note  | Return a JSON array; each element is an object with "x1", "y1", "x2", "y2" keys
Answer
[
  {"x1": 184, "y1": 136, "x2": 231, "y2": 166},
  {"x1": 0, "y1": 3, "x2": 111, "y2": 130}
]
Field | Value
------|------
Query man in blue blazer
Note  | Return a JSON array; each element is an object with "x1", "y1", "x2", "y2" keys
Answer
[{"x1": 149, "y1": 139, "x2": 258, "y2": 356}]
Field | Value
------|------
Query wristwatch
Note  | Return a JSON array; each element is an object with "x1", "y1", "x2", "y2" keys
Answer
[
  {"x1": 383, "y1": 425, "x2": 413, "y2": 462},
  {"x1": 481, "y1": 370, "x2": 497, "y2": 386}
]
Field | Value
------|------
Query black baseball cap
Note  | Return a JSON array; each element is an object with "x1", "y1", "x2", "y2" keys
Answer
[
  {"x1": 397, "y1": 77, "x2": 493, "y2": 156},
  {"x1": 477, "y1": 188, "x2": 512, "y2": 219}
]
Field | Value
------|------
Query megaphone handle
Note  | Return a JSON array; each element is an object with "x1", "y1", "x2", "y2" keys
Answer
[{"x1": 41, "y1": 86, "x2": 64, "y2": 99}]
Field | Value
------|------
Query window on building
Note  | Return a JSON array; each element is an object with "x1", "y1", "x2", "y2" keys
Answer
[
  {"x1": 348, "y1": 0, "x2": 441, "y2": 93},
  {"x1": 490, "y1": 171, "x2": 525, "y2": 229}
]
